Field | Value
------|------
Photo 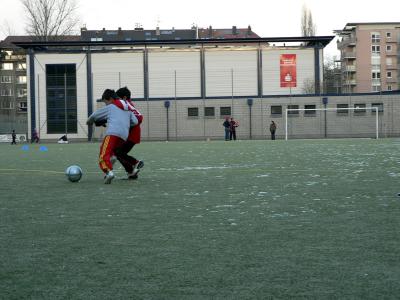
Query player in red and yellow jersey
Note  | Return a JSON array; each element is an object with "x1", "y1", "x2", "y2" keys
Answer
[{"x1": 113, "y1": 87, "x2": 144, "y2": 180}]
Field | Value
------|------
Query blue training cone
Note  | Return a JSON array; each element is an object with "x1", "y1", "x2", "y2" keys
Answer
[
  {"x1": 39, "y1": 146, "x2": 48, "y2": 152},
  {"x1": 21, "y1": 145, "x2": 29, "y2": 151}
]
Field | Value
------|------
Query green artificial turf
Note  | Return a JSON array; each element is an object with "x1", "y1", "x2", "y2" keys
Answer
[{"x1": 1, "y1": 139, "x2": 400, "y2": 299}]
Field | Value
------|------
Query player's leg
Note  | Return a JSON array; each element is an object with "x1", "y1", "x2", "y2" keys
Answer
[
  {"x1": 99, "y1": 135, "x2": 124, "y2": 184},
  {"x1": 115, "y1": 141, "x2": 136, "y2": 173}
]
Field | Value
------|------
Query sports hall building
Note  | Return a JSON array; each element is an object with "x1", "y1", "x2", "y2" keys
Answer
[{"x1": 15, "y1": 36, "x2": 400, "y2": 141}]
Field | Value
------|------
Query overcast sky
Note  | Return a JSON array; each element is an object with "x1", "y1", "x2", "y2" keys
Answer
[{"x1": 1, "y1": 0, "x2": 399, "y2": 58}]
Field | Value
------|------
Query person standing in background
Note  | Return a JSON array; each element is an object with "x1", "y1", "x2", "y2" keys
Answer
[
  {"x1": 11, "y1": 130, "x2": 16, "y2": 145},
  {"x1": 270, "y1": 121, "x2": 277, "y2": 140},
  {"x1": 31, "y1": 128, "x2": 39, "y2": 143},
  {"x1": 222, "y1": 117, "x2": 230, "y2": 141},
  {"x1": 230, "y1": 117, "x2": 238, "y2": 141}
]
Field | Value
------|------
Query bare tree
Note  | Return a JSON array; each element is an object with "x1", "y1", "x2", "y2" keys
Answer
[
  {"x1": 1, "y1": 20, "x2": 19, "y2": 37},
  {"x1": 20, "y1": 0, "x2": 79, "y2": 41},
  {"x1": 323, "y1": 55, "x2": 342, "y2": 94},
  {"x1": 301, "y1": 4, "x2": 316, "y2": 36},
  {"x1": 302, "y1": 78, "x2": 315, "y2": 94}
]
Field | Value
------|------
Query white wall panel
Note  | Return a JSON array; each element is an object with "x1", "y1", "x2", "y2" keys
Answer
[
  {"x1": 263, "y1": 49, "x2": 315, "y2": 95},
  {"x1": 205, "y1": 50, "x2": 257, "y2": 97},
  {"x1": 33, "y1": 53, "x2": 87, "y2": 139},
  {"x1": 148, "y1": 51, "x2": 201, "y2": 98},
  {"x1": 91, "y1": 52, "x2": 144, "y2": 100}
]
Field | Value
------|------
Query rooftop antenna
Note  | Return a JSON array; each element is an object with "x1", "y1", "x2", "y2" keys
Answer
[{"x1": 156, "y1": 15, "x2": 161, "y2": 28}]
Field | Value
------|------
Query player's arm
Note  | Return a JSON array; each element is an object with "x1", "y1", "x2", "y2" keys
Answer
[
  {"x1": 130, "y1": 112, "x2": 138, "y2": 128},
  {"x1": 86, "y1": 106, "x2": 109, "y2": 125}
]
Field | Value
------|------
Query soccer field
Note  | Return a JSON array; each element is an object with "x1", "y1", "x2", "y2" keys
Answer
[{"x1": 1, "y1": 139, "x2": 400, "y2": 299}]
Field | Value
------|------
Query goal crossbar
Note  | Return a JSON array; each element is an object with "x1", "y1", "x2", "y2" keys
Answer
[{"x1": 285, "y1": 107, "x2": 379, "y2": 140}]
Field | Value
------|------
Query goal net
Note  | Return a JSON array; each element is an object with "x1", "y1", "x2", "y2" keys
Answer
[{"x1": 285, "y1": 107, "x2": 379, "y2": 140}]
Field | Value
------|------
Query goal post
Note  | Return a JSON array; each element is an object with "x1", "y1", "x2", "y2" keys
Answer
[{"x1": 285, "y1": 107, "x2": 379, "y2": 140}]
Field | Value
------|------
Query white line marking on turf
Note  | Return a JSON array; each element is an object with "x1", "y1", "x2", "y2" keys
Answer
[{"x1": 0, "y1": 168, "x2": 98, "y2": 174}]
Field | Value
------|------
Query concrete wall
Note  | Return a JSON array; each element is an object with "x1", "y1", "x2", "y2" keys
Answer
[{"x1": 91, "y1": 93, "x2": 400, "y2": 141}]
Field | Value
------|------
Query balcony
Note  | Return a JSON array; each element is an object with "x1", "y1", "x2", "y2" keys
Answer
[
  {"x1": 343, "y1": 79, "x2": 357, "y2": 85},
  {"x1": 386, "y1": 64, "x2": 397, "y2": 70},
  {"x1": 343, "y1": 51, "x2": 356, "y2": 59},
  {"x1": 4, "y1": 55, "x2": 25, "y2": 61},
  {"x1": 343, "y1": 65, "x2": 356, "y2": 72},
  {"x1": 386, "y1": 78, "x2": 397, "y2": 83},
  {"x1": 372, "y1": 79, "x2": 381, "y2": 85},
  {"x1": 337, "y1": 36, "x2": 356, "y2": 48},
  {"x1": 386, "y1": 37, "x2": 397, "y2": 43},
  {"x1": 386, "y1": 51, "x2": 397, "y2": 56}
]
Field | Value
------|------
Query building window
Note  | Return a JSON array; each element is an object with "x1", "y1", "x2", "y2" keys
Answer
[
  {"x1": 387, "y1": 85, "x2": 392, "y2": 91},
  {"x1": 17, "y1": 88, "x2": 27, "y2": 97},
  {"x1": 17, "y1": 76, "x2": 27, "y2": 84},
  {"x1": 386, "y1": 32, "x2": 391, "y2": 38},
  {"x1": 337, "y1": 104, "x2": 349, "y2": 115},
  {"x1": 387, "y1": 71, "x2": 392, "y2": 78},
  {"x1": 371, "y1": 45, "x2": 380, "y2": 54},
  {"x1": 0, "y1": 88, "x2": 13, "y2": 96},
  {"x1": 287, "y1": 105, "x2": 299, "y2": 115},
  {"x1": 371, "y1": 33, "x2": 380, "y2": 43},
  {"x1": 372, "y1": 72, "x2": 381, "y2": 79},
  {"x1": 372, "y1": 71, "x2": 381, "y2": 86},
  {"x1": 90, "y1": 37, "x2": 103, "y2": 41},
  {"x1": 354, "y1": 103, "x2": 366, "y2": 114},
  {"x1": 220, "y1": 106, "x2": 231, "y2": 117},
  {"x1": 1, "y1": 63, "x2": 13, "y2": 70},
  {"x1": 386, "y1": 57, "x2": 393, "y2": 66},
  {"x1": 187, "y1": 107, "x2": 199, "y2": 117},
  {"x1": 46, "y1": 64, "x2": 77, "y2": 134},
  {"x1": 204, "y1": 107, "x2": 215, "y2": 117},
  {"x1": 304, "y1": 104, "x2": 316, "y2": 116},
  {"x1": 19, "y1": 101, "x2": 27, "y2": 112},
  {"x1": 271, "y1": 105, "x2": 282, "y2": 116},
  {"x1": 0, "y1": 75, "x2": 12, "y2": 83},
  {"x1": 371, "y1": 103, "x2": 384, "y2": 113},
  {"x1": 386, "y1": 45, "x2": 392, "y2": 52},
  {"x1": 16, "y1": 63, "x2": 26, "y2": 70}
]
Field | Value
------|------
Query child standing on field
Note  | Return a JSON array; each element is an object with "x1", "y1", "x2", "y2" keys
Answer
[
  {"x1": 86, "y1": 89, "x2": 138, "y2": 184},
  {"x1": 11, "y1": 130, "x2": 16, "y2": 145},
  {"x1": 31, "y1": 128, "x2": 39, "y2": 143}
]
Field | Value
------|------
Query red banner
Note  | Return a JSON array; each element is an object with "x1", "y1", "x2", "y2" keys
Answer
[{"x1": 280, "y1": 54, "x2": 297, "y2": 87}]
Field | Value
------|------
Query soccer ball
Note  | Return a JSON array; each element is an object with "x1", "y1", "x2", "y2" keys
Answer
[{"x1": 65, "y1": 165, "x2": 83, "y2": 182}]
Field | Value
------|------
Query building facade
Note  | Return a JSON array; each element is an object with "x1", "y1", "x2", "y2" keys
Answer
[
  {"x1": 15, "y1": 36, "x2": 333, "y2": 141},
  {"x1": 0, "y1": 26, "x2": 260, "y2": 136},
  {"x1": 336, "y1": 22, "x2": 400, "y2": 93},
  {"x1": 0, "y1": 48, "x2": 28, "y2": 134},
  {"x1": 0, "y1": 35, "x2": 80, "y2": 135}
]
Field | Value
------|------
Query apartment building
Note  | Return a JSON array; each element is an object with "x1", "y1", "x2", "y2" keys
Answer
[
  {"x1": 80, "y1": 25, "x2": 259, "y2": 42},
  {"x1": 336, "y1": 22, "x2": 400, "y2": 93},
  {"x1": 0, "y1": 36, "x2": 30, "y2": 134}
]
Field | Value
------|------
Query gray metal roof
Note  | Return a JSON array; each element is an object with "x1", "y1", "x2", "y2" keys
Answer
[{"x1": 14, "y1": 36, "x2": 335, "y2": 50}]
